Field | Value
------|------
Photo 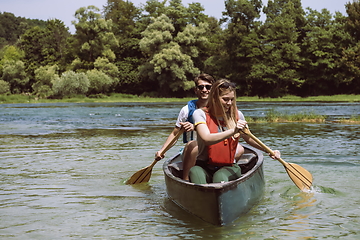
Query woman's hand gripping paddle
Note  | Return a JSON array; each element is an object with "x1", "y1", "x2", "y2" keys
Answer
[
  {"x1": 126, "y1": 127, "x2": 185, "y2": 185},
  {"x1": 241, "y1": 127, "x2": 313, "y2": 191}
]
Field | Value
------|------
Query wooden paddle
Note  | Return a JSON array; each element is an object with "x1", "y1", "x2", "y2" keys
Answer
[
  {"x1": 241, "y1": 127, "x2": 313, "y2": 191},
  {"x1": 126, "y1": 127, "x2": 185, "y2": 185}
]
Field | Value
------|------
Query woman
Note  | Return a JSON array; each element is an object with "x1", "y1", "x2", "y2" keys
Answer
[{"x1": 189, "y1": 79, "x2": 280, "y2": 184}]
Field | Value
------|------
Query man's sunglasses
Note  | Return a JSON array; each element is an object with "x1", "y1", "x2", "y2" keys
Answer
[{"x1": 197, "y1": 85, "x2": 212, "y2": 90}]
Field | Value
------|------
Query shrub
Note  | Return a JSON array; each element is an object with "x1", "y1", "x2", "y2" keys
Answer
[
  {"x1": 33, "y1": 65, "x2": 59, "y2": 98},
  {"x1": 52, "y1": 71, "x2": 89, "y2": 98},
  {"x1": 0, "y1": 79, "x2": 10, "y2": 94},
  {"x1": 1, "y1": 60, "x2": 29, "y2": 93},
  {"x1": 86, "y1": 69, "x2": 114, "y2": 94}
]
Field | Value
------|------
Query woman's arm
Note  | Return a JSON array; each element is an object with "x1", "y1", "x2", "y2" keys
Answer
[
  {"x1": 195, "y1": 119, "x2": 248, "y2": 146},
  {"x1": 193, "y1": 109, "x2": 247, "y2": 146},
  {"x1": 195, "y1": 123, "x2": 235, "y2": 145}
]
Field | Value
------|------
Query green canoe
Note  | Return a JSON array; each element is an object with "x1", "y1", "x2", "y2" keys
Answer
[{"x1": 163, "y1": 144, "x2": 265, "y2": 225}]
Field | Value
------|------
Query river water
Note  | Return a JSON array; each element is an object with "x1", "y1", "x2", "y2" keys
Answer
[{"x1": 0, "y1": 101, "x2": 359, "y2": 239}]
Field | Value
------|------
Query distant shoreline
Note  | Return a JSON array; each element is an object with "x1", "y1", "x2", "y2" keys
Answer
[{"x1": 1, "y1": 93, "x2": 359, "y2": 104}]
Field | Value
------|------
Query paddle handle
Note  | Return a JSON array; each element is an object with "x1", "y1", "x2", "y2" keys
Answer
[
  {"x1": 241, "y1": 127, "x2": 286, "y2": 165},
  {"x1": 157, "y1": 127, "x2": 185, "y2": 160}
]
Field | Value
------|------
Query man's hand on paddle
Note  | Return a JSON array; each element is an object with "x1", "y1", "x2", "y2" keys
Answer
[
  {"x1": 270, "y1": 150, "x2": 281, "y2": 159},
  {"x1": 180, "y1": 121, "x2": 194, "y2": 132}
]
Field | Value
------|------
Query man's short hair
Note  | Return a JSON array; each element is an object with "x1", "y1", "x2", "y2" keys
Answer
[{"x1": 194, "y1": 73, "x2": 215, "y2": 86}]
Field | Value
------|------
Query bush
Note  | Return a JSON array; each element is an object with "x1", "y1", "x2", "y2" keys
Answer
[
  {"x1": 1, "y1": 60, "x2": 29, "y2": 93},
  {"x1": 86, "y1": 69, "x2": 114, "y2": 94},
  {"x1": 32, "y1": 84, "x2": 53, "y2": 98},
  {"x1": 52, "y1": 71, "x2": 89, "y2": 98},
  {"x1": 32, "y1": 65, "x2": 59, "y2": 98},
  {"x1": 0, "y1": 79, "x2": 10, "y2": 94}
]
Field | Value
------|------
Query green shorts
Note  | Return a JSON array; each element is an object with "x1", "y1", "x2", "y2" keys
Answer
[{"x1": 189, "y1": 162, "x2": 242, "y2": 184}]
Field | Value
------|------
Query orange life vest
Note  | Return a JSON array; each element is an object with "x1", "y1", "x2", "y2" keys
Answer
[{"x1": 206, "y1": 112, "x2": 239, "y2": 166}]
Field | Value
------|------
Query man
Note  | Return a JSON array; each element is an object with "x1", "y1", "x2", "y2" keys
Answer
[{"x1": 155, "y1": 73, "x2": 215, "y2": 180}]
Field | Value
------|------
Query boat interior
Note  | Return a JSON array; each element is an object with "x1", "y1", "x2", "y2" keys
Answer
[{"x1": 168, "y1": 149, "x2": 258, "y2": 179}]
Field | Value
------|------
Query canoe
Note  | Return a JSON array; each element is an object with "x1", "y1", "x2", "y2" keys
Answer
[{"x1": 162, "y1": 144, "x2": 265, "y2": 226}]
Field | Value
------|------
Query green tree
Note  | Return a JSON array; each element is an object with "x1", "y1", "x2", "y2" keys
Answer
[
  {"x1": 1, "y1": 60, "x2": 29, "y2": 93},
  {"x1": 94, "y1": 57, "x2": 119, "y2": 92},
  {"x1": 340, "y1": 42, "x2": 360, "y2": 93},
  {"x1": 0, "y1": 79, "x2": 10, "y2": 94},
  {"x1": 103, "y1": 0, "x2": 141, "y2": 36},
  {"x1": 71, "y1": 5, "x2": 119, "y2": 71},
  {"x1": 201, "y1": 17, "x2": 225, "y2": 78},
  {"x1": 0, "y1": 45, "x2": 24, "y2": 75},
  {"x1": 103, "y1": 0, "x2": 146, "y2": 94},
  {"x1": 139, "y1": 0, "x2": 167, "y2": 28},
  {"x1": 86, "y1": 69, "x2": 114, "y2": 94},
  {"x1": 43, "y1": 19, "x2": 71, "y2": 70},
  {"x1": 139, "y1": 14, "x2": 207, "y2": 96},
  {"x1": 219, "y1": 0, "x2": 263, "y2": 95},
  {"x1": 138, "y1": 0, "x2": 210, "y2": 96},
  {"x1": 139, "y1": 0, "x2": 210, "y2": 72},
  {"x1": 140, "y1": 0, "x2": 207, "y2": 33},
  {"x1": 32, "y1": 65, "x2": 59, "y2": 98},
  {"x1": 300, "y1": 9, "x2": 351, "y2": 95},
  {"x1": 251, "y1": 0, "x2": 302, "y2": 97},
  {"x1": 0, "y1": 12, "x2": 21, "y2": 47},
  {"x1": 345, "y1": 0, "x2": 360, "y2": 42},
  {"x1": 0, "y1": 45, "x2": 24, "y2": 61},
  {"x1": 19, "y1": 26, "x2": 46, "y2": 75},
  {"x1": 0, "y1": 12, "x2": 47, "y2": 48},
  {"x1": 52, "y1": 71, "x2": 89, "y2": 98},
  {"x1": 340, "y1": 0, "x2": 360, "y2": 93},
  {"x1": 94, "y1": 57, "x2": 119, "y2": 79},
  {"x1": 19, "y1": 19, "x2": 70, "y2": 79}
]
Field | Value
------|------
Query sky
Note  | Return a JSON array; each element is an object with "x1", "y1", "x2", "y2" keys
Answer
[{"x1": 1, "y1": 0, "x2": 352, "y2": 33}]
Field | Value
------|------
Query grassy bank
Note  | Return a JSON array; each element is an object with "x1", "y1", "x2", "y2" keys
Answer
[
  {"x1": 246, "y1": 109, "x2": 327, "y2": 123},
  {"x1": 236, "y1": 94, "x2": 360, "y2": 102},
  {"x1": 1, "y1": 93, "x2": 359, "y2": 104},
  {"x1": 246, "y1": 110, "x2": 360, "y2": 124},
  {"x1": 335, "y1": 115, "x2": 360, "y2": 123}
]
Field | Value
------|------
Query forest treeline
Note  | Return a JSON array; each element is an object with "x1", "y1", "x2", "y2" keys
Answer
[{"x1": 0, "y1": 0, "x2": 359, "y2": 99}]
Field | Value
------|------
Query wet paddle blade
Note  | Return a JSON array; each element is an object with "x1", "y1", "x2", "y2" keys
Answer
[
  {"x1": 284, "y1": 162, "x2": 313, "y2": 191},
  {"x1": 126, "y1": 162, "x2": 155, "y2": 184},
  {"x1": 241, "y1": 127, "x2": 313, "y2": 191}
]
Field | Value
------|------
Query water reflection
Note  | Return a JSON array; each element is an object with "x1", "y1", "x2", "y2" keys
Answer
[{"x1": 281, "y1": 192, "x2": 317, "y2": 237}]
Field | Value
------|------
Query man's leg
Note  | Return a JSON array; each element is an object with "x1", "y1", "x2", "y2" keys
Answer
[
  {"x1": 235, "y1": 144, "x2": 245, "y2": 161},
  {"x1": 182, "y1": 140, "x2": 198, "y2": 180}
]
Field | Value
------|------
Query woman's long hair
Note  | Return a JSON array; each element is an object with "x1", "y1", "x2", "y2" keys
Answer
[{"x1": 206, "y1": 79, "x2": 238, "y2": 129}]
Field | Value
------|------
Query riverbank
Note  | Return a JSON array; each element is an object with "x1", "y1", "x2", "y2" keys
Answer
[{"x1": 1, "y1": 93, "x2": 359, "y2": 104}]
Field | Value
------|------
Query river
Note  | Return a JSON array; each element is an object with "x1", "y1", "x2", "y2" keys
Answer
[{"x1": 0, "y1": 101, "x2": 359, "y2": 239}]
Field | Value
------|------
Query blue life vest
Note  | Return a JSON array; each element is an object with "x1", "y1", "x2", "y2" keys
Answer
[{"x1": 182, "y1": 99, "x2": 198, "y2": 143}]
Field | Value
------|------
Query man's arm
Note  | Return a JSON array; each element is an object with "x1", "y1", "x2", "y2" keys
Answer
[{"x1": 155, "y1": 126, "x2": 182, "y2": 159}]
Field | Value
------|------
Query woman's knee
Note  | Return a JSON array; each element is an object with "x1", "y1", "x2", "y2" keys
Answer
[
  {"x1": 189, "y1": 166, "x2": 208, "y2": 184},
  {"x1": 213, "y1": 165, "x2": 241, "y2": 183}
]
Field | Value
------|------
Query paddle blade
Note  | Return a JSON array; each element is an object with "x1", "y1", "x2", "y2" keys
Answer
[
  {"x1": 126, "y1": 165, "x2": 153, "y2": 184},
  {"x1": 284, "y1": 162, "x2": 313, "y2": 191}
]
